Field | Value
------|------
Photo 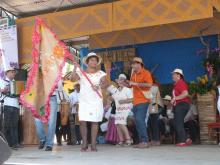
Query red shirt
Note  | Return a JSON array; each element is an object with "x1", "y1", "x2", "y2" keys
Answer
[{"x1": 173, "y1": 79, "x2": 190, "y2": 105}]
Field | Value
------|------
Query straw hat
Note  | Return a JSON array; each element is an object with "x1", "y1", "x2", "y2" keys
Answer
[
  {"x1": 133, "y1": 57, "x2": 143, "y2": 64},
  {"x1": 83, "y1": 52, "x2": 102, "y2": 66},
  {"x1": 172, "y1": 68, "x2": 183, "y2": 76},
  {"x1": 163, "y1": 95, "x2": 172, "y2": 101}
]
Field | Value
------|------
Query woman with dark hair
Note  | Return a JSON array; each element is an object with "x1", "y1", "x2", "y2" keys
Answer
[
  {"x1": 171, "y1": 68, "x2": 192, "y2": 147},
  {"x1": 71, "y1": 52, "x2": 108, "y2": 152}
]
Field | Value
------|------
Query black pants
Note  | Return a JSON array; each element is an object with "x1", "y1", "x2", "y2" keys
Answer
[
  {"x1": 174, "y1": 102, "x2": 190, "y2": 143},
  {"x1": 71, "y1": 114, "x2": 81, "y2": 142},
  {"x1": 184, "y1": 120, "x2": 199, "y2": 142},
  {"x1": 56, "y1": 112, "x2": 68, "y2": 144},
  {"x1": 159, "y1": 118, "x2": 175, "y2": 136},
  {"x1": 148, "y1": 114, "x2": 160, "y2": 141},
  {"x1": 3, "y1": 106, "x2": 19, "y2": 147}
]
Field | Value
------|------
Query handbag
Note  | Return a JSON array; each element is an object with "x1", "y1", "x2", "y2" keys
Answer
[
  {"x1": 148, "y1": 90, "x2": 159, "y2": 114},
  {"x1": 142, "y1": 90, "x2": 153, "y2": 100}
]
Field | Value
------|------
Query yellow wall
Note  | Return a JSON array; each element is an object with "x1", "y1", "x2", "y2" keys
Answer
[
  {"x1": 16, "y1": 0, "x2": 215, "y2": 64},
  {"x1": 90, "y1": 12, "x2": 220, "y2": 49},
  {"x1": 212, "y1": 0, "x2": 220, "y2": 11}
]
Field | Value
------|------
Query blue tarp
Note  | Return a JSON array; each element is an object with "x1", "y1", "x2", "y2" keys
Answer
[{"x1": 80, "y1": 35, "x2": 218, "y2": 84}]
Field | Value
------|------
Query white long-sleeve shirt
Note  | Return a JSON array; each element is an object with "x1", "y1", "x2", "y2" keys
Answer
[
  {"x1": 0, "y1": 77, "x2": 19, "y2": 108},
  {"x1": 69, "y1": 90, "x2": 79, "y2": 114}
]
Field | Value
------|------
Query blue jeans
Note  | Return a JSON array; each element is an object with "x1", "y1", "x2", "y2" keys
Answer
[
  {"x1": 34, "y1": 96, "x2": 58, "y2": 147},
  {"x1": 133, "y1": 103, "x2": 149, "y2": 143}
]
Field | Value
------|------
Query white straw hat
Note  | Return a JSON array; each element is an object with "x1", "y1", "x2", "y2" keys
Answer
[
  {"x1": 163, "y1": 95, "x2": 172, "y2": 101},
  {"x1": 83, "y1": 52, "x2": 102, "y2": 66},
  {"x1": 172, "y1": 68, "x2": 184, "y2": 76}
]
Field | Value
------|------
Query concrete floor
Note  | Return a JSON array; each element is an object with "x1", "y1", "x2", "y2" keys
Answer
[{"x1": 4, "y1": 144, "x2": 220, "y2": 165}]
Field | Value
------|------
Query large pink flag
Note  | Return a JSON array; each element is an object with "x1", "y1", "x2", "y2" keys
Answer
[{"x1": 20, "y1": 17, "x2": 70, "y2": 123}]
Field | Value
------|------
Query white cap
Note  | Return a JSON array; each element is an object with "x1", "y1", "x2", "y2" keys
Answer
[
  {"x1": 5, "y1": 67, "x2": 16, "y2": 72},
  {"x1": 172, "y1": 68, "x2": 183, "y2": 76},
  {"x1": 118, "y1": 74, "x2": 127, "y2": 80},
  {"x1": 163, "y1": 95, "x2": 172, "y2": 101}
]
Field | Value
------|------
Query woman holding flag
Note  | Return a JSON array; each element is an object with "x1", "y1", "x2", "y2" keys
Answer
[{"x1": 71, "y1": 52, "x2": 108, "y2": 152}]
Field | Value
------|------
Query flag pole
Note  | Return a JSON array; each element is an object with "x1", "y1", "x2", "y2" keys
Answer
[{"x1": 66, "y1": 55, "x2": 102, "y2": 98}]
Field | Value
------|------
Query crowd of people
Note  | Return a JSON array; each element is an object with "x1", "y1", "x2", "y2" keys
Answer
[{"x1": 1, "y1": 52, "x2": 219, "y2": 152}]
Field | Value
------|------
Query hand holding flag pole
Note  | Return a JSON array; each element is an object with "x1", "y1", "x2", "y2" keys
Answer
[{"x1": 66, "y1": 55, "x2": 102, "y2": 98}]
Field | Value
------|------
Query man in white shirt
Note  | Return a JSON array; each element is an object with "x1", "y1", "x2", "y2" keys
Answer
[
  {"x1": 69, "y1": 83, "x2": 81, "y2": 145},
  {"x1": 0, "y1": 67, "x2": 20, "y2": 150},
  {"x1": 55, "y1": 86, "x2": 69, "y2": 146}
]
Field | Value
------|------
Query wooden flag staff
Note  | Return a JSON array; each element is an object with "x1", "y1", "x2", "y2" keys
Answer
[{"x1": 66, "y1": 55, "x2": 102, "y2": 98}]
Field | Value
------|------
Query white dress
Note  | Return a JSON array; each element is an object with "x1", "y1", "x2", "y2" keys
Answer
[
  {"x1": 108, "y1": 85, "x2": 133, "y2": 125},
  {"x1": 77, "y1": 70, "x2": 106, "y2": 122}
]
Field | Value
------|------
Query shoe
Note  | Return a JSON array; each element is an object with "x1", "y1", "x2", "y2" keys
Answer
[
  {"x1": 45, "y1": 146, "x2": 53, "y2": 151},
  {"x1": 57, "y1": 143, "x2": 62, "y2": 146},
  {"x1": 76, "y1": 141, "x2": 81, "y2": 145},
  {"x1": 38, "y1": 141, "x2": 45, "y2": 149},
  {"x1": 186, "y1": 139, "x2": 192, "y2": 146},
  {"x1": 133, "y1": 142, "x2": 149, "y2": 149},
  {"x1": 116, "y1": 142, "x2": 124, "y2": 147},
  {"x1": 10, "y1": 146, "x2": 19, "y2": 150},
  {"x1": 12, "y1": 144, "x2": 24, "y2": 149},
  {"x1": 151, "y1": 141, "x2": 161, "y2": 146},
  {"x1": 176, "y1": 143, "x2": 187, "y2": 147},
  {"x1": 67, "y1": 142, "x2": 74, "y2": 145},
  {"x1": 124, "y1": 139, "x2": 132, "y2": 147}
]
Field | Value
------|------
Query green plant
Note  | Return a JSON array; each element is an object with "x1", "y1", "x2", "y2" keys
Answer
[{"x1": 189, "y1": 74, "x2": 216, "y2": 95}]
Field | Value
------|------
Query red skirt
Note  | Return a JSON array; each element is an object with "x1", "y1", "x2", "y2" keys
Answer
[{"x1": 105, "y1": 117, "x2": 119, "y2": 144}]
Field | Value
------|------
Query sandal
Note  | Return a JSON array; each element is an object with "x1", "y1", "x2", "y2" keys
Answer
[
  {"x1": 116, "y1": 141, "x2": 124, "y2": 146},
  {"x1": 91, "y1": 145, "x2": 98, "y2": 152},
  {"x1": 124, "y1": 139, "x2": 132, "y2": 146},
  {"x1": 80, "y1": 146, "x2": 88, "y2": 152},
  {"x1": 186, "y1": 138, "x2": 192, "y2": 146}
]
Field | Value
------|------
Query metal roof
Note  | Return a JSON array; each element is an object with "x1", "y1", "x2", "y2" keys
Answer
[{"x1": 0, "y1": 0, "x2": 114, "y2": 17}]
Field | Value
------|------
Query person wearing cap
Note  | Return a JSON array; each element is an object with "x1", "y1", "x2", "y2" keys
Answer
[
  {"x1": 68, "y1": 83, "x2": 81, "y2": 145},
  {"x1": 158, "y1": 95, "x2": 174, "y2": 142},
  {"x1": 0, "y1": 67, "x2": 20, "y2": 150},
  {"x1": 71, "y1": 52, "x2": 108, "y2": 152},
  {"x1": 107, "y1": 74, "x2": 133, "y2": 146},
  {"x1": 126, "y1": 57, "x2": 153, "y2": 148},
  {"x1": 171, "y1": 68, "x2": 192, "y2": 147},
  {"x1": 55, "y1": 83, "x2": 70, "y2": 146}
]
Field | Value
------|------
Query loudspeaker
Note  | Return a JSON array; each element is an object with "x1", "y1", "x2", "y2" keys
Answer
[
  {"x1": 0, "y1": 132, "x2": 11, "y2": 164},
  {"x1": 15, "y1": 69, "x2": 27, "y2": 81}
]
